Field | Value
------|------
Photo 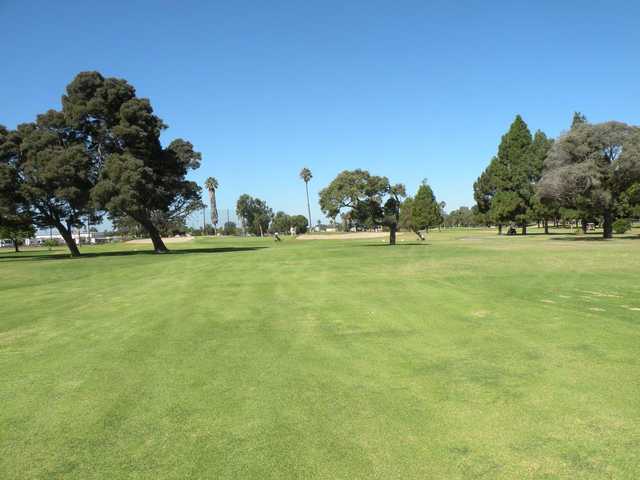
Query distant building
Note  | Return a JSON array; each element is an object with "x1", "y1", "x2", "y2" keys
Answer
[{"x1": 24, "y1": 230, "x2": 115, "y2": 246}]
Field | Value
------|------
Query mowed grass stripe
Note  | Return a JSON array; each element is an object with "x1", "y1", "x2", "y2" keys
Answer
[{"x1": 1, "y1": 229, "x2": 639, "y2": 478}]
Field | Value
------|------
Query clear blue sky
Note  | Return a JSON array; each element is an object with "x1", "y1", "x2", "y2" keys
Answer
[{"x1": 2, "y1": 0, "x2": 639, "y2": 222}]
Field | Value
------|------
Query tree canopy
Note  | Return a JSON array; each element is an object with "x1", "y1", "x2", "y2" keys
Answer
[
  {"x1": 537, "y1": 121, "x2": 640, "y2": 238},
  {"x1": 1, "y1": 71, "x2": 203, "y2": 255},
  {"x1": 399, "y1": 180, "x2": 442, "y2": 239},
  {"x1": 474, "y1": 115, "x2": 552, "y2": 234},
  {"x1": 236, "y1": 194, "x2": 273, "y2": 236},
  {"x1": 0, "y1": 126, "x2": 35, "y2": 253},
  {"x1": 0, "y1": 112, "x2": 99, "y2": 256},
  {"x1": 66, "y1": 72, "x2": 203, "y2": 253},
  {"x1": 269, "y1": 211, "x2": 308, "y2": 234},
  {"x1": 319, "y1": 169, "x2": 405, "y2": 244}
]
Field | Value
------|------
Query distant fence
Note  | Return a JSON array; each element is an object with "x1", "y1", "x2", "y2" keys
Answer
[{"x1": 186, "y1": 206, "x2": 241, "y2": 231}]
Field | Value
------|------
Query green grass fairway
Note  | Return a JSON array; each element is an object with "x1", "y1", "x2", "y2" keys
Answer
[{"x1": 1, "y1": 230, "x2": 639, "y2": 479}]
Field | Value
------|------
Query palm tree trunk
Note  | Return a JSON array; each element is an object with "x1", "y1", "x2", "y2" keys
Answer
[
  {"x1": 210, "y1": 189, "x2": 218, "y2": 234},
  {"x1": 305, "y1": 181, "x2": 312, "y2": 230}
]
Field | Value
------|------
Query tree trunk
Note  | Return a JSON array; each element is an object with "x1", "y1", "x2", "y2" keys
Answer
[
  {"x1": 581, "y1": 219, "x2": 588, "y2": 234},
  {"x1": 544, "y1": 219, "x2": 549, "y2": 235},
  {"x1": 389, "y1": 225, "x2": 397, "y2": 245},
  {"x1": 13, "y1": 238, "x2": 19, "y2": 253},
  {"x1": 147, "y1": 224, "x2": 168, "y2": 253},
  {"x1": 210, "y1": 189, "x2": 218, "y2": 231},
  {"x1": 54, "y1": 221, "x2": 81, "y2": 257},
  {"x1": 135, "y1": 215, "x2": 169, "y2": 253},
  {"x1": 498, "y1": 224, "x2": 503, "y2": 235},
  {"x1": 603, "y1": 209, "x2": 613, "y2": 239},
  {"x1": 305, "y1": 181, "x2": 312, "y2": 230},
  {"x1": 521, "y1": 222, "x2": 527, "y2": 235}
]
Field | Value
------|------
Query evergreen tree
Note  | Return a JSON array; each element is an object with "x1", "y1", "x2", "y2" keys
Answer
[
  {"x1": 0, "y1": 126, "x2": 35, "y2": 253},
  {"x1": 6, "y1": 112, "x2": 99, "y2": 256},
  {"x1": 571, "y1": 111, "x2": 587, "y2": 128},
  {"x1": 475, "y1": 115, "x2": 551, "y2": 235},
  {"x1": 411, "y1": 180, "x2": 442, "y2": 235},
  {"x1": 491, "y1": 115, "x2": 533, "y2": 233},
  {"x1": 63, "y1": 71, "x2": 203, "y2": 253}
]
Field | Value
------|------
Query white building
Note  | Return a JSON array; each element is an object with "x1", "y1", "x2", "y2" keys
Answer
[{"x1": 24, "y1": 230, "x2": 111, "y2": 246}]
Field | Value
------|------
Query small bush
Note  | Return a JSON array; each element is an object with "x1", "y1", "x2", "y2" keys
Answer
[
  {"x1": 43, "y1": 239, "x2": 58, "y2": 251},
  {"x1": 612, "y1": 218, "x2": 632, "y2": 234}
]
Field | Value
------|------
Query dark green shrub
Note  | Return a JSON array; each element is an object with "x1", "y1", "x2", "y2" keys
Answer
[{"x1": 612, "y1": 218, "x2": 632, "y2": 234}]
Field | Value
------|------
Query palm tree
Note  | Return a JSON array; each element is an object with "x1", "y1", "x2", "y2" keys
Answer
[
  {"x1": 299, "y1": 167, "x2": 313, "y2": 230},
  {"x1": 204, "y1": 177, "x2": 219, "y2": 234}
]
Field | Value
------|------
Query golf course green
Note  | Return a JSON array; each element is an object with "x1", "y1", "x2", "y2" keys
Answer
[{"x1": 1, "y1": 229, "x2": 639, "y2": 479}]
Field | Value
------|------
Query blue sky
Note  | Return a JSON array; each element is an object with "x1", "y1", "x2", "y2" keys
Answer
[{"x1": 2, "y1": 0, "x2": 639, "y2": 223}]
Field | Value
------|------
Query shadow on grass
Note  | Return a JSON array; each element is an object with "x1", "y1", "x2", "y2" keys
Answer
[
  {"x1": 549, "y1": 235, "x2": 640, "y2": 241},
  {"x1": 0, "y1": 246, "x2": 266, "y2": 262},
  {"x1": 519, "y1": 231, "x2": 570, "y2": 236},
  {"x1": 357, "y1": 242, "x2": 432, "y2": 247}
]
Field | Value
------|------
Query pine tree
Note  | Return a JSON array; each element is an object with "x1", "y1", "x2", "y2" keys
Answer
[
  {"x1": 410, "y1": 180, "x2": 442, "y2": 236},
  {"x1": 489, "y1": 115, "x2": 533, "y2": 234}
]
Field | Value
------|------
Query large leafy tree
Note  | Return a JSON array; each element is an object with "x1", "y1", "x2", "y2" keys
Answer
[
  {"x1": 2, "y1": 112, "x2": 99, "y2": 257},
  {"x1": 269, "y1": 211, "x2": 309, "y2": 234},
  {"x1": 443, "y1": 206, "x2": 478, "y2": 228},
  {"x1": 319, "y1": 169, "x2": 405, "y2": 245},
  {"x1": 236, "y1": 194, "x2": 273, "y2": 236},
  {"x1": 0, "y1": 125, "x2": 35, "y2": 252},
  {"x1": 0, "y1": 125, "x2": 34, "y2": 252},
  {"x1": 538, "y1": 121, "x2": 640, "y2": 238},
  {"x1": 61, "y1": 72, "x2": 203, "y2": 253}
]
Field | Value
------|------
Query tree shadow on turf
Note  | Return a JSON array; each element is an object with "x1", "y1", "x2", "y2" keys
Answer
[
  {"x1": 519, "y1": 231, "x2": 570, "y2": 236},
  {"x1": 357, "y1": 242, "x2": 432, "y2": 247},
  {"x1": 0, "y1": 246, "x2": 267, "y2": 262},
  {"x1": 549, "y1": 235, "x2": 640, "y2": 241}
]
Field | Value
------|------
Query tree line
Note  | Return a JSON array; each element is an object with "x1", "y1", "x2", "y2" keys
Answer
[
  {"x1": 234, "y1": 194, "x2": 309, "y2": 236},
  {"x1": 4, "y1": 72, "x2": 638, "y2": 254},
  {"x1": 0, "y1": 71, "x2": 203, "y2": 256},
  {"x1": 474, "y1": 113, "x2": 640, "y2": 238}
]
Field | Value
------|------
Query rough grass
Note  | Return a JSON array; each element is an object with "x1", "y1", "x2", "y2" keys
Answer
[{"x1": 1, "y1": 228, "x2": 639, "y2": 479}]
